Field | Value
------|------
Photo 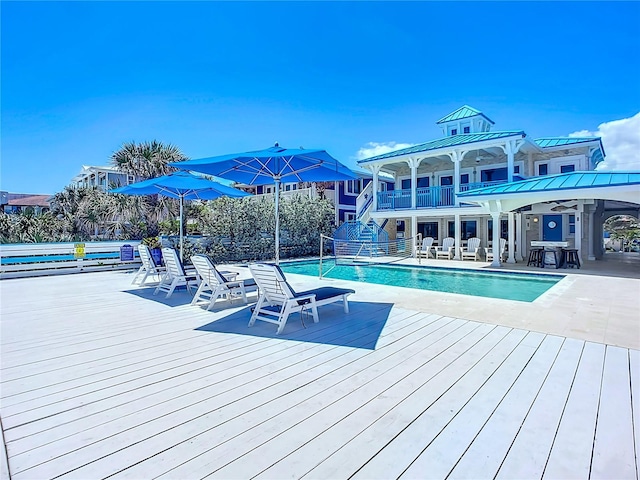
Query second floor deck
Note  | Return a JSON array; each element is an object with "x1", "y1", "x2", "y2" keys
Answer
[{"x1": 375, "y1": 181, "x2": 505, "y2": 210}]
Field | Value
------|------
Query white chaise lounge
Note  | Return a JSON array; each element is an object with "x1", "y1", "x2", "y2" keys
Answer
[{"x1": 248, "y1": 263, "x2": 355, "y2": 335}]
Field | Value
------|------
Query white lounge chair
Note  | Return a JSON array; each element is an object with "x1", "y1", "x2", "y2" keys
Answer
[
  {"x1": 131, "y1": 244, "x2": 166, "y2": 285},
  {"x1": 486, "y1": 238, "x2": 507, "y2": 262},
  {"x1": 154, "y1": 247, "x2": 199, "y2": 298},
  {"x1": 248, "y1": 263, "x2": 355, "y2": 335},
  {"x1": 460, "y1": 237, "x2": 482, "y2": 261},
  {"x1": 417, "y1": 237, "x2": 435, "y2": 259},
  {"x1": 190, "y1": 255, "x2": 258, "y2": 310},
  {"x1": 434, "y1": 237, "x2": 455, "y2": 259}
]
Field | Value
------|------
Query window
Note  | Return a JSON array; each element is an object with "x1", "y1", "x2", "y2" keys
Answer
[
  {"x1": 488, "y1": 219, "x2": 509, "y2": 240},
  {"x1": 463, "y1": 126, "x2": 470, "y2": 134},
  {"x1": 448, "y1": 221, "x2": 477, "y2": 240},
  {"x1": 346, "y1": 180, "x2": 362, "y2": 194},
  {"x1": 344, "y1": 212, "x2": 356, "y2": 222},
  {"x1": 451, "y1": 128, "x2": 458, "y2": 135},
  {"x1": 440, "y1": 176, "x2": 453, "y2": 186},
  {"x1": 561, "y1": 164, "x2": 575, "y2": 173},
  {"x1": 569, "y1": 214, "x2": 576, "y2": 234},
  {"x1": 418, "y1": 222, "x2": 438, "y2": 239},
  {"x1": 396, "y1": 220, "x2": 405, "y2": 232},
  {"x1": 538, "y1": 164, "x2": 548, "y2": 176},
  {"x1": 284, "y1": 184, "x2": 291, "y2": 191},
  {"x1": 481, "y1": 168, "x2": 507, "y2": 182},
  {"x1": 460, "y1": 174, "x2": 469, "y2": 184},
  {"x1": 417, "y1": 177, "x2": 430, "y2": 188},
  {"x1": 514, "y1": 165, "x2": 520, "y2": 174},
  {"x1": 401, "y1": 179, "x2": 411, "y2": 190}
]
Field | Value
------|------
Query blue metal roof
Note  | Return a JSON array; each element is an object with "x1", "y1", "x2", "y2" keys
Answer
[
  {"x1": 457, "y1": 171, "x2": 640, "y2": 197},
  {"x1": 436, "y1": 105, "x2": 495, "y2": 125},
  {"x1": 535, "y1": 137, "x2": 600, "y2": 148},
  {"x1": 358, "y1": 131, "x2": 525, "y2": 163}
]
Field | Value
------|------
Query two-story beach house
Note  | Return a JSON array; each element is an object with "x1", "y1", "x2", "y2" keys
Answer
[
  {"x1": 71, "y1": 165, "x2": 141, "y2": 191},
  {"x1": 356, "y1": 105, "x2": 640, "y2": 266}
]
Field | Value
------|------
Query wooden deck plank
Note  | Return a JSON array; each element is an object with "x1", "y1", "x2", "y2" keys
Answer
[
  {"x1": 255, "y1": 324, "x2": 510, "y2": 480},
  {"x1": 630, "y1": 349, "x2": 640, "y2": 480},
  {"x1": 11, "y1": 314, "x2": 451, "y2": 478},
  {"x1": 398, "y1": 334, "x2": 564, "y2": 479},
  {"x1": 590, "y1": 346, "x2": 637, "y2": 479},
  {"x1": 351, "y1": 331, "x2": 546, "y2": 480},
  {"x1": 541, "y1": 342, "x2": 605, "y2": 479},
  {"x1": 301, "y1": 327, "x2": 527, "y2": 480},
  {"x1": 1, "y1": 270, "x2": 638, "y2": 480},
  {"x1": 490, "y1": 337, "x2": 584, "y2": 479},
  {"x1": 92, "y1": 316, "x2": 464, "y2": 480}
]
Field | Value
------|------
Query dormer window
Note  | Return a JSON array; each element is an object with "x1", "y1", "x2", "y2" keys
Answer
[
  {"x1": 463, "y1": 126, "x2": 470, "y2": 134},
  {"x1": 451, "y1": 128, "x2": 457, "y2": 136}
]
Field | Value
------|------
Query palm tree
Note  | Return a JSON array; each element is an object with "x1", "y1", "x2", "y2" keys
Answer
[{"x1": 110, "y1": 141, "x2": 188, "y2": 180}]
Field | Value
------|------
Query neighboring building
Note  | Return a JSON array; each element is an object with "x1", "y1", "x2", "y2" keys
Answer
[
  {"x1": 70, "y1": 165, "x2": 140, "y2": 191},
  {"x1": 356, "y1": 105, "x2": 640, "y2": 265},
  {"x1": 246, "y1": 171, "x2": 394, "y2": 226},
  {"x1": 2, "y1": 193, "x2": 51, "y2": 214}
]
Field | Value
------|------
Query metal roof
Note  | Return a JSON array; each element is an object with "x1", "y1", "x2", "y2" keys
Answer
[
  {"x1": 436, "y1": 105, "x2": 495, "y2": 125},
  {"x1": 458, "y1": 171, "x2": 640, "y2": 197},
  {"x1": 535, "y1": 137, "x2": 601, "y2": 148},
  {"x1": 358, "y1": 131, "x2": 525, "y2": 163}
]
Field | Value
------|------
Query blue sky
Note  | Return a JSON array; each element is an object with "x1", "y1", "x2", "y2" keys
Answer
[{"x1": 2, "y1": 1, "x2": 639, "y2": 194}]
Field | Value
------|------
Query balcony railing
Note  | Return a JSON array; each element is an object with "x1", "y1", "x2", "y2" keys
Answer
[{"x1": 376, "y1": 181, "x2": 506, "y2": 211}]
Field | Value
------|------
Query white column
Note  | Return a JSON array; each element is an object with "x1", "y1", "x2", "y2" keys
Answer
[
  {"x1": 587, "y1": 205, "x2": 596, "y2": 260},
  {"x1": 454, "y1": 214, "x2": 461, "y2": 260},
  {"x1": 507, "y1": 212, "x2": 516, "y2": 263},
  {"x1": 491, "y1": 212, "x2": 501, "y2": 267},
  {"x1": 410, "y1": 159, "x2": 417, "y2": 209},
  {"x1": 575, "y1": 205, "x2": 583, "y2": 264},
  {"x1": 372, "y1": 168, "x2": 379, "y2": 211},
  {"x1": 506, "y1": 141, "x2": 514, "y2": 183},
  {"x1": 452, "y1": 151, "x2": 461, "y2": 206},
  {"x1": 411, "y1": 215, "x2": 418, "y2": 258},
  {"x1": 515, "y1": 213, "x2": 524, "y2": 262}
]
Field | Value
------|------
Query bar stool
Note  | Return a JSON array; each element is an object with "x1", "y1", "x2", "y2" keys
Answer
[
  {"x1": 563, "y1": 248, "x2": 581, "y2": 268},
  {"x1": 527, "y1": 247, "x2": 544, "y2": 267},
  {"x1": 542, "y1": 248, "x2": 561, "y2": 269}
]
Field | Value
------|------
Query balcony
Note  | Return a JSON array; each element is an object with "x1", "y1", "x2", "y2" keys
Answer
[{"x1": 376, "y1": 181, "x2": 505, "y2": 211}]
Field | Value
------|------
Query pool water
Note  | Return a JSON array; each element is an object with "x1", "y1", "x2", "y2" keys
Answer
[{"x1": 279, "y1": 260, "x2": 563, "y2": 302}]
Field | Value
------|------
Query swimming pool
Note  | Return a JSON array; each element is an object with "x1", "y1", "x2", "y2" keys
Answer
[{"x1": 279, "y1": 260, "x2": 563, "y2": 302}]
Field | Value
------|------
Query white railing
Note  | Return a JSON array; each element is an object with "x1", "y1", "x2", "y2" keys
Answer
[
  {"x1": 356, "y1": 182, "x2": 374, "y2": 223},
  {"x1": 0, "y1": 241, "x2": 142, "y2": 279}
]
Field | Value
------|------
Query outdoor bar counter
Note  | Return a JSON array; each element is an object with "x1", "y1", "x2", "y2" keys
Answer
[{"x1": 530, "y1": 241, "x2": 569, "y2": 268}]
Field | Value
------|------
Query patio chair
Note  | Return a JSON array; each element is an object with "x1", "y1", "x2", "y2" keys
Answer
[
  {"x1": 434, "y1": 237, "x2": 455, "y2": 259},
  {"x1": 460, "y1": 237, "x2": 482, "y2": 261},
  {"x1": 154, "y1": 247, "x2": 199, "y2": 298},
  {"x1": 190, "y1": 255, "x2": 258, "y2": 310},
  {"x1": 486, "y1": 238, "x2": 507, "y2": 262},
  {"x1": 417, "y1": 237, "x2": 435, "y2": 259},
  {"x1": 131, "y1": 244, "x2": 166, "y2": 285},
  {"x1": 248, "y1": 263, "x2": 355, "y2": 335}
]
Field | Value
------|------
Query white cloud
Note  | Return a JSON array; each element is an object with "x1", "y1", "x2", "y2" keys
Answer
[
  {"x1": 569, "y1": 112, "x2": 640, "y2": 171},
  {"x1": 355, "y1": 141, "x2": 416, "y2": 161}
]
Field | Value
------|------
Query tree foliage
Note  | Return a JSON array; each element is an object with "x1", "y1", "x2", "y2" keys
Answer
[
  {"x1": 110, "y1": 140, "x2": 187, "y2": 179},
  {"x1": 604, "y1": 215, "x2": 639, "y2": 251}
]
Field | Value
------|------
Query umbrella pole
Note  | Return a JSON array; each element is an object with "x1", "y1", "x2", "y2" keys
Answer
[
  {"x1": 179, "y1": 195, "x2": 184, "y2": 263},
  {"x1": 274, "y1": 178, "x2": 280, "y2": 265}
]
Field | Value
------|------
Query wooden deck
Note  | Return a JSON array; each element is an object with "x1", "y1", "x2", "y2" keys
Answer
[{"x1": 1, "y1": 270, "x2": 638, "y2": 479}]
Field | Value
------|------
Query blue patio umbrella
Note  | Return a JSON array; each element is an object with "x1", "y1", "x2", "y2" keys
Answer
[
  {"x1": 170, "y1": 144, "x2": 357, "y2": 264},
  {"x1": 113, "y1": 170, "x2": 249, "y2": 261}
]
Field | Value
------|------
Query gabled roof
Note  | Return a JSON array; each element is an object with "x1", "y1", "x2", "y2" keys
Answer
[
  {"x1": 458, "y1": 171, "x2": 640, "y2": 197},
  {"x1": 436, "y1": 105, "x2": 495, "y2": 125},
  {"x1": 358, "y1": 131, "x2": 525, "y2": 163},
  {"x1": 7, "y1": 195, "x2": 51, "y2": 207}
]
